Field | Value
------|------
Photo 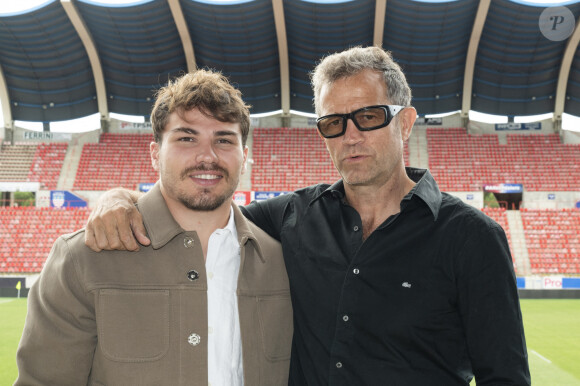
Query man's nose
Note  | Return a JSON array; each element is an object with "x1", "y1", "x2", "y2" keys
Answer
[
  {"x1": 196, "y1": 142, "x2": 218, "y2": 162},
  {"x1": 343, "y1": 118, "x2": 363, "y2": 143}
]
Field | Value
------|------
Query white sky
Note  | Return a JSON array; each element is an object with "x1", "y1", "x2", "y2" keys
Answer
[{"x1": 1, "y1": 0, "x2": 579, "y2": 132}]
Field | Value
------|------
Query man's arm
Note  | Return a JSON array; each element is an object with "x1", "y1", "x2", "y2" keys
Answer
[
  {"x1": 16, "y1": 237, "x2": 97, "y2": 385},
  {"x1": 457, "y1": 223, "x2": 531, "y2": 385},
  {"x1": 241, "y1": 194, "x2": 294, "y2": 242},
  {"x1": 85, "y1": 188, "x2": 149, "y2": 251},
  {"x1": 85, "y1": 188, "x2": 292, "y2": 251}
]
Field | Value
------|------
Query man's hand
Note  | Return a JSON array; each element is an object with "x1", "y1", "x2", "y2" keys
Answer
[{"x1": 84, "y1": 188, "x2": 149, "y2": 252}]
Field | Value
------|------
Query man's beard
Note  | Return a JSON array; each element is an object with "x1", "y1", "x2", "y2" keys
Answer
[{"x1": 176, "y1": 164, "x2": 238, "y2": 211}]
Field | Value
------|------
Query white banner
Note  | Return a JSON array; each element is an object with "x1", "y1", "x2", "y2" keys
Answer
[
  {"x1": 22, "y1": 131, "x2": 71, "y2": 141},
  {"x1": 119, "y1": 122, "x2": 152, "y2": 131},
  {"x1": 542, "y1": 276, "x2": 563, "y2": 289},
  {"x1": 0, "y1": 182, "x2": 40, "y2": 192}
]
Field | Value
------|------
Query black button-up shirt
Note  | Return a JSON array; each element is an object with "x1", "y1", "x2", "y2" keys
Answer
[{"x1": 242, "y1": 168, "x2": 530, "y2": 386}]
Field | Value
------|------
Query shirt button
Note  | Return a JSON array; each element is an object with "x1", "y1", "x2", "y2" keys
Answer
[
  {"x1": 187, "y1": 270, "x2": 199, "y2": 281},
  {"x1": 208, "y1": 326, "x2": 214, "y2": 334},
  {"x1": 184, "y1": 237, "x2": 195, "y2": 248},
  {"x1": 353, "y1": 268, "x2": 360, "y2": 274},
  {"x1": 353, "y1": 225, "x2": 359, "y2": 232},
  {"x1": 188, "y1": 333, "x2": 201, "y2": 346},
  {"x1": 336, "y1": 362, "x2": 343, "y2": 368},
  {"x1": 343, "y1": 315, "x2": 349, "y2": 322},
  {"x1": 208, "y1": 272, "x2": 214, "y2": 279}
]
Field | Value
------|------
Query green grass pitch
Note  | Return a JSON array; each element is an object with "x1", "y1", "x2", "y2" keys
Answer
[{"x1": 1, "y1": 298, "x2": 579, "y2": 385}]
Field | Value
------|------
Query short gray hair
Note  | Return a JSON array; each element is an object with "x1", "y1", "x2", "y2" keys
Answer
[{"x1": 310, "y1": 46, "x2": 412, "y2": 115}]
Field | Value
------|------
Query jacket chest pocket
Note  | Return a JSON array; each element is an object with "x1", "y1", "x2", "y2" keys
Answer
[{"x1": 97, "y1": 289, "x2": 170, "y2": 362}]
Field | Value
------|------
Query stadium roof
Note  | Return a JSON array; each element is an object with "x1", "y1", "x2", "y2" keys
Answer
[{"x1": 0, "y1": 0, "x2": 579, "y2": 130}]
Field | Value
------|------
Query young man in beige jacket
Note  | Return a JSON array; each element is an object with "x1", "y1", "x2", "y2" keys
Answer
[{"x1": 16, "y1": 70, "x2": 292, "y2": 386}]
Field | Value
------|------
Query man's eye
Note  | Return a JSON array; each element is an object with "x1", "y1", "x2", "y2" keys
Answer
[
  {"x1": 327, "y1": 118, "x2": 341, "y2": 127},
  {"x1": 179, "y1": 137, "x2": 195, "y2": 142},
  {"x1": 360, "y1": 113, "x2": 378, "y2": 121}
]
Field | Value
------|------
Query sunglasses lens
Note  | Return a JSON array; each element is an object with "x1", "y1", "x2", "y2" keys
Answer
[
  {"x1": 317, "y1": 116, "x2": 344, "y2": 138},
  {"x1": 353, "y1": 107, "x2": 387, "y2": 129}
]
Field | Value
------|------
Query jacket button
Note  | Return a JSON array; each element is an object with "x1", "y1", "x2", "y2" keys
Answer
[
  {"x1": 184, "y1": 237, "x2": 195, "y2": 248},
  {"x1": 188, "y1": 333, "x2": 201, "y2": 346},
  {"x1": 187, "y1": 270, "x2": 199, "y2": 281}
]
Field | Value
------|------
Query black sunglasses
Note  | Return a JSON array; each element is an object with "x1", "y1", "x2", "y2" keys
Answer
[{"x1": 316, "y1": 105, "x2": 404, "y2": 138}]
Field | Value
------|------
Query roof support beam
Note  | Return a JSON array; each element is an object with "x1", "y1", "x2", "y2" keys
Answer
[
  {"x1": 168, "y1": 0, "x2": 196, "y2": 73},
  {"x1": 461, "y1": 0, "x2": 490, "y2": 126},
  {"x1": 0, "y1": 64, "x2": 13, "y2": 132},
  {"x1": 61, "y1": 0, "x2": 109, "y2": 129},
  {"x1": 373, "y1": 0, "x2": 387, "y2": 47},
  {"x1": 272, "y1": 0, "x2": 290, "y2": 117},
  {"x1": 554, "y1": 16, "x2": 580, "y2": 132}
]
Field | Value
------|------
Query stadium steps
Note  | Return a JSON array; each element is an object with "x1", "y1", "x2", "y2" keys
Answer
[
  {"x1": 27, "y1": 143, "x2": 68, "y2": 190},
  {"x1": 506, "y1": 210, "x2": 532, "y2": 276},
  {"x1": 58, "y1": 143, "x2": 83, "y2": 190},
  {"x1": 0, "y1": 143, "x2": 36, "y2": 182}
]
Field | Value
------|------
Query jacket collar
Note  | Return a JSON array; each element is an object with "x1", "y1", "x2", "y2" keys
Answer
[
  {"x1": 310, "y1": 167, "x2": 442, "y2": 221},
  {"x1": 232, "y1": 203, "x2": 266, "y2": 263},
  {"x1": 138, "y1": 182, "x2": 266, "y2": 261},
  {"x1": 137, "y1": 182, "x2": 184, "y2": 250}
]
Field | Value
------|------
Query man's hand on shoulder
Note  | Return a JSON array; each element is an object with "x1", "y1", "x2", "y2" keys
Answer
[{"x1": 85, "y1": 188, "x2": 149, "y2": 252}]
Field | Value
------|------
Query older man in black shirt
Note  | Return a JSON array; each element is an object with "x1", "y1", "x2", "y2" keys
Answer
[
  {"x1": 241, "y1": 168, "x2": 528, "y2": 385},
  {"x1": 85, "y1": 46, "x2": 530, "y2": 385}
]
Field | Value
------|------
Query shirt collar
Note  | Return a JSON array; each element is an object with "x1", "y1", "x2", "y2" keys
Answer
[
  {"x1": 138, "y1": 183, "x2": 240, "y2": 249},
  {"x1": 403, "y1": 167, "x2": 442, "y2": 221},
  {"x1": 310, "y1": 167, "x2": 442, "y2": 221},
  {"x1": 220, "y1": 206, "x2": 238, "y2": 240},
  {"x1": 137, "y1": 183, "x2": 266, "y2": 262}
]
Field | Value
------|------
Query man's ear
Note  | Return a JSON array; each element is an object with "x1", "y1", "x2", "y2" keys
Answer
[
  {"x1": 150, "y1": 141, "x2": 160, "y2": 171},
  {"x1": 241, "y1": 145, "x2": 249, "y2": 175},
  {"x1": 399, "y1": 106, "x2": 417, "y2": 142}
]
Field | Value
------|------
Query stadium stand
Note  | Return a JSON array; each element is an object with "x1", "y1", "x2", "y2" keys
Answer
[
  {"x1": 0, "y1": 130, "x2": 578, "y2": 276},
  {"x1": 73, "y1": 133, "x2": 157, "y2": 191},
  {"x1": 27, "y1": 142, "x2": 68, "y2": 190},
  {"x1": 250, "y1": 127, "x2": 409, "y2": 192},
  {"x1": 521, "y1": 208, "x2": 580, "y2": 274},
  {"x1": 427, "y1": 129, "x2": 580, "y2": 192},
  {"x1": 0, "y1": 143, "x2": 36, "y2": 183},
  {"x1": 0, "y1": 206, "x2": 88, "y2": 273},
  {"x1": 251, "y1": 128, "x2": 341, "y2": 191},
  {"x1": 0, "y1": 142, "x2": 67, "y2": 190}
]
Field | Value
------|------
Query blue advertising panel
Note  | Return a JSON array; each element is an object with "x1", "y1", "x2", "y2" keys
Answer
[
  {"x1": 562, "y1": 278, "x2": 580, "y2": 289},
  {"x1": 139, "y1": 183, "x2": 155, "y2": 192},
  {"x1": 254, "y1": 191, "x2": 289, "y2": 201},
  {"x1": 483, "y1": 183, "x2": 523, "y2": 193},
  {"x1": 50, "y1": 190, "x2": 87, "y2": 208}
]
